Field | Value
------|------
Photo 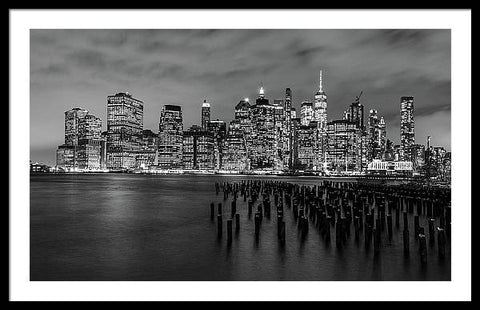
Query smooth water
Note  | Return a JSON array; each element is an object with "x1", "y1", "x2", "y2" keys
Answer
[{"x1": 30, "y1": 174, "x2": 450, "y2": 281}]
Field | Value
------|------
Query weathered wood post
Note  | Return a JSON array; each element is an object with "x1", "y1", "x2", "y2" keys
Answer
[
  {"x1": 387, "y1": 214, "x2": 393, "y2": 239},
  {"x1": 254, "y1": 212, "x2": 260, "y2": 240},
  {"x1": 354, "y1": 216, "x2": 360, "y2": 241},
  {"x1": 227, "y1": 219, "x2": 232, "y2": 243},
  {"x1": 428, "y1": 218, "x2": 435, "y2": 245},
  {"x1": 403, "y1": 229, "x2": 409, "y2": 256},
  {"x1": 373, "y1": 227, "x2": 380, "y2": 254},
  {"x1": 437, "y1": 227, "x2": 446, "y2": 258},
  {"x1": 235, "y1": 213, "x2": 240, "y2": 232},
  {"x1": 217, "y1": 214, "x2": 222, "y2": 237},
  {"x1": 279, "y1": 221, "x2": 286, "y2": 244},
  {"x1": 231, "y1": 200, "x2": 236, "y2": 218},
  {"x1": 419, "y1": 233, "x2": 427, "y2": 265},
  {"x1": 414, "y1": 215, "x2": 420, "y2": 239},
  {"x1": 403, "y1": 211, "x2": 409, "y2": 231},
  {"x1": 395, "y1": 207, "x2": 400, "y2": 228}
]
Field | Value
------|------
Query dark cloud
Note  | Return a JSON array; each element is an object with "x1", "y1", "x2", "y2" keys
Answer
[{"x1": 30, "y1": 29, "x2": 451, "y2": 165}]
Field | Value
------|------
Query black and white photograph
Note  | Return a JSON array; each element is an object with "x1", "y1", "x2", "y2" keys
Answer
[{"x1": 10, "y1": 9, "x2": 471, "y2": 301}]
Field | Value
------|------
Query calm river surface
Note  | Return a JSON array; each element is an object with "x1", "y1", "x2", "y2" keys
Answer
[{"x1": 30, "y1": 174, "x2": 450, "y2": 281}]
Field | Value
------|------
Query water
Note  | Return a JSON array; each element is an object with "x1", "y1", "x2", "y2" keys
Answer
[{"x1": 30, "y1": 174, "x2": 450, "y2": 281}]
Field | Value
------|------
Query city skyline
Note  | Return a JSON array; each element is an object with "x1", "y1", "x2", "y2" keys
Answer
[{"x1": 31, "y1": 29, "x2": 451, "y2": 165}]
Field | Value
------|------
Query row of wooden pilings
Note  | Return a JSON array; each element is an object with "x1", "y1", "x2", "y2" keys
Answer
[{"x1": 212, "y1": 179, "x2": 450, "y2": 264}]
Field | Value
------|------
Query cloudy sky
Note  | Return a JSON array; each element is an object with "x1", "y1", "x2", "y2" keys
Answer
[{"x1": 30, "y1": 29, "x2": 450, "y2": 165}]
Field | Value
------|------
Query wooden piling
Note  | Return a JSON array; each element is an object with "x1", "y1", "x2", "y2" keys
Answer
[
  {"x1": 235, "y1": 213, "x2": 240, "y2": 232},
  {"x1": 419, "y1": 233, "x2": 427, "y2": 265},
  {"x1": 403, "y1": 229, "x2": 409, "y2": 256},
  {"x1": 437, "y1": 227, "x2": 446, "y2": 258},
  {"x1": 387, "y1": 214, "x2": 393, "y2": 239},
  {"x1": 231, "y1": 200, "x2": 236, "y2": 218},
  {"x1": 210, "y1": 202, "x2": 215, "y2": 220},
  {"x1": 227, "y1": 219, "x2": 232, "y2": 243},
  {"x1": 217, "y1": 214, "x2": 222, "y2": 237}
]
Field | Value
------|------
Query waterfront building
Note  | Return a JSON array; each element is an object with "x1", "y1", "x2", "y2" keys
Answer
[
  {"x1": 273, "y1": 99, "x2": 286, "y2": 171},
  {"x1": 324, "y1": 120, "x2": 362, "y2": 172},
  {"x1": 56, "y1": 145, "x2": 76, "y2": 170},
  {"x1": 234, "y1": 98, "x2": 253, "y2": 162},
  {"x1": 393, "y1": 144, "x2": 402, "y2": 161},
  {"x1": 158, "y1": 104, "x2": 183, "y2": 169},
  {"x1": 56, "y1": 108, "x2": 104, "y2": 171},
  {"x1": 201, "y1": 100, "x2": 211, "y2": 130},
  {"x1": 250, "y1": 86, "x2": 277, "y2": 170},
  {"x1": 207, "y1": 119, "x2": 227, "y2": 170},
  {"x1": 182, "y1": 125, "x2": 215, "y2": 170},
  {"x1": 367, "y1": 110, "x2": 387, "y2": 161},
  {"x1": 284, "y1": 88, "x2": 293, "y2": 169},
  {"x1": 294, "y1": 121, "x2": 318, "y2": 171},
  {"x1": 367, "y1": 160, "x2": 413, "y2": 175},
  {"x1": 106, "y1": 92, "x2": 144, "y2": 170},
  {"x1": 400, "y1": 96, "x2": 415, "y2": 161},
  {"x1": 300, "y1": 101, "x2": 314, "y2": 126},
  {"x1": 384, "y1": 139, "x2": 395, "y2": 162},
  {"x1": 411, "y1": 143, "x2": 425, "y2": 172},
  {"x1": 291, "y1": 117, "x2": 301, "y2": 169},
  {"x1": 135, "y1": 129, "x2": 158, "y2": 169},
  {"x1": 221, "y1": 120, "x2": 248, "y2": 171},
  {"x1": 64, "y1": 107, "x2": 89, "y2": 146}
]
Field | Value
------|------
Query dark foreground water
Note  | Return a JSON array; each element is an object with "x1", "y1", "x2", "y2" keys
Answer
[{"x1": 30, "y1": 174, "x2": 450, "y2": 281}]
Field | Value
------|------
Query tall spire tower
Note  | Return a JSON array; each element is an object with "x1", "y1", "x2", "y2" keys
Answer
[
  {"x1": 313, "y1": 69, "x2": 328, "y2": 130},
  {"x1": 319, "y1": 69, "x2": 323, "y2": 92}
]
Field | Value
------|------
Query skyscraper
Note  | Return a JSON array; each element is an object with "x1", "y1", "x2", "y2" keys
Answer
[
  {"x1": 313, "y1": 70, "x2": 328, "y2": 130},
  {"x1": 207, "y1": 119, "x2": 227, "y2": 170},
  {"x1": 201, "y1": 100, "x2": 211, "y2": 130},
  {"x1": 56, "y1": 107, "x2": 103, "y2": 171},
  {"x1": 182, "y1": 125, "x2": 215, "y2": 170},
  {"x1": 400, "y1": 96, "x2": 415, "y2": 161},
  {"x1": 250, "y1": 86, "x2": 276, "y2": 170},
  {"x1": 64, "y1": 107, "x2": 89, "y2": 146},
  {"x1": 222, "y1": 119, "x2": 248, "y2": 171},
  {"x1": 284, "y1": 88, "x2": 293, "y2": 169},
  {"x1": 300, "y1": 101, "x2": 314, "y2": 126},
  {"x1": 106, "y1": 92, "x2": 144, "y2": 170},
  {"x1": 325, "y1": 120, "x2": 362, "y2": 172},
  {"x1": 158, "y1": 104, "x2": 183, "y2": 169},
  {"x1": 294, "y1": 121, "x2": 318, "y2": 171},
  {"x1": 346, "y1": 92, "x2": 365, "y2": 130}
]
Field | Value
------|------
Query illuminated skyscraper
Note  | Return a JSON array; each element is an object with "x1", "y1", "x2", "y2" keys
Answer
[
  {"x1": 300, "y1": 101, "x2": 314, "y2": 126},
  {"x1": 294, "y1": 121, "x2": 318, "y2": 171},
  {"x1": 222, "y1": 119, "x2": 248, "y2": 171},
  {"x1": 325, "y1": 120, "x2": 362, "y2": 172},
  {"x1": 346, "y1": 92, "x2": 365, "y2": 130},
  {"x1": 284, "y1": 88, "x2": 293, "y2": 169},
  {"x1": 400, "y1": 96, "x2": 415, "y2": 161},
  {"x1": 250, "y1": 86, "x2": 276, "y2": 170},
  {"x1": 182, "y1": 125, "x2": 215, "y2": 170},
  {"x1": 207, "y1": 119, "x2": 227, "y2": 170},
  {"x1": 56, "y1": 107, "x2": 103, "y2": 171},
  {"x1": 201, "y1": 100, "x2": 211, "y2": 130},
  {"x1": 106, "y1": 92, "x2": 144, "y2": 170},
  {"x1": 291, "y1": 107, "x2": 297, "y2": 119},
  {"x1": 158, "y1": 104, "x2": 183, "y2": 169},
  {"x1": 313, "y1": 70, "x2": 328, "y2": 130},
  {"x1": 64, "y1": 107, "x2": 89, "y2": 146}
]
